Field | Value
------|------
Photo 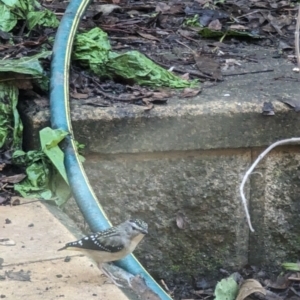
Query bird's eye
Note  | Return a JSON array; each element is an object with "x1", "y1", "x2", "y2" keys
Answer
[{"x1": 131, "y1": 226, "x2": 136, "y2": 230}]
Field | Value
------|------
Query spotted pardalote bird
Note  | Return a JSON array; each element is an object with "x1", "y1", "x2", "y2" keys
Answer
[{"x1": 58, "y1": 219, "x2": 148, "y2": 286}]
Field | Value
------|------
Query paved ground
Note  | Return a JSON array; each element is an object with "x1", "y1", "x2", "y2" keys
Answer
[{"x1": 0, "y1": 201, "x2": 129, "y2": 300}]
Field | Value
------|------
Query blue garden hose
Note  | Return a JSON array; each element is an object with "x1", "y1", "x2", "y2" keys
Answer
[{"x1": 49, "y1": 0, "x2": 172, "y2": 299}]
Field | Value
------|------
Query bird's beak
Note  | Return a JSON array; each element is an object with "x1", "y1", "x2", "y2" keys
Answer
[{"x1": 141, "y1": 229, "x2": 148, "y2": 235}]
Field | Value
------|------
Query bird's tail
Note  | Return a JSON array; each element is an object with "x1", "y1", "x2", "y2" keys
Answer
[{"x1": 57, "y1": 246, "x2": 68, "y2": 251}]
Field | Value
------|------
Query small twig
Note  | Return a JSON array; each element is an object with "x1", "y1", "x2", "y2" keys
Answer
[
  {"x1": 223, "y1": 69, "x2": 274, "y2": 76},
  {"x1": 143, "y1": 53, "x2": 214, "y2": 81},
  {"x1": 295, "y1": 3, "x2": 300, "y2": 68},
  {"x1": 175, "y1": 39, "x2": 195, "y2": 54},
  {"x1": 160, "y1": 279, "x2": 170, "y2": 292},
  {"x1": 240, "y1": 137, "x2": 300, "y2": 232},
  {"x1": 288, "y1": 276, "x2": 300, "y2": 281}
]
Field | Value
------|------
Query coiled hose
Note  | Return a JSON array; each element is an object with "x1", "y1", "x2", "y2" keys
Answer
[{"x1": 49, "y1": 0, "x2": 172, "y2": 299}]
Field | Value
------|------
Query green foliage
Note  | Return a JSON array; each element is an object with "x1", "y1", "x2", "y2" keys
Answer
[
  {"x1": 282, "y1": 262, "x2": 300, "y2": 271},
  {"x1": 214, "y1": 276, "x2": 238, "y2": 300},
  {"x1": 0, "y1": 51, "x2": 51, "y2": 91},
  {"x1": 0, "y1": 0, "x2": 58, "y2": 32},
  {"x1": 73, "y1": 27, "x2": 198, "y2": 88},
  {"x1": 0, "y1": 82, "x2": 23, "y2": 150},
  {"x1": 184, "y1": 14, "x2": 200, "y2": 27},
  {"x1": 13, "y1": 128, "x2": 72, "y2": 207}
]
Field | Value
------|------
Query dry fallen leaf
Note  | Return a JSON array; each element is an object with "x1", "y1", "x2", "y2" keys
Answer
[
  {"x1": 180, "y1": 73, "x2": 190, "y2": 81},
  {"x1": 208, "y1": 19, "x2": 222, "y2": 31},
  {"x1": 264, "y1": 274, "x2": 290, "y2": 289},
  {"x1": 0, "y1": 174, "x2": 26, "y2": 184},
  {"x1": 137, "y1": 32, "x2": 160, "y2": 42},
  {"x1": 236, "y1": 279, "x2": 266, "y2": 300},
  {"x1": 182, "y1": 88, "x2": 201, "y2": 98},
  {"x1": 194, "y1": 53, "x2": 222, "y2": 81},
  {"x1": 94, "y1": 4, "x2": 120, "y2": 16},
  {"x1": 70, "y1": 92, "x2": 89, "y2": 99},
  {"x1": 155, "y1": 2, "x2": 171, "y2": 13}
]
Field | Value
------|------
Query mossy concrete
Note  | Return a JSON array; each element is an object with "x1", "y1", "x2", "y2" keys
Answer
[{"x1": 19, "y1": 46, "x2": 300, "y2": 280}]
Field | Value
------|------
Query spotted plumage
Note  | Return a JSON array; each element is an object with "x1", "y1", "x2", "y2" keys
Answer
[{"x1": 58, "y1": 219, "x2": 148, "y2": 263}]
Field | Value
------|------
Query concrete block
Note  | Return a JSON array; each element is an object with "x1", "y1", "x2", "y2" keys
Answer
[
  {"x1": 63, "y1": 149, "x2": 251, "y2": 279},
  {"x1": 249, "y1": 146, "x2": 300, "y2": 268}
]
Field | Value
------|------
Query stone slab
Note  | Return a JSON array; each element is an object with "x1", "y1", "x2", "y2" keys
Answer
[
  {"x1": 1, "y1": 259, "x2": 128, "y2": 300},
  {"x1": 1, "y1": 203, "x2": 78, "y2": 265},
  {"x1": 0, "y1": 202, "x2": 128, "y2": 300}
]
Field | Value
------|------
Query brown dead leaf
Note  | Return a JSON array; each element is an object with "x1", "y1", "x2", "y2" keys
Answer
[
  {"x1": 208, "y1": 19, "x2": 222, "y2": 31},
  {"x1": 142, "y1": 99, "x2": 154, "y2": 111},
  {"x1": 264, "y1": 274, "x2": 290, "y2": 289},
  {"x1": 155, "y1": 2, "x2": 171, "y2": 13},
  {"x1": 180, "y1": 73, "x2": 190, "y2": 81},
  {"x1": 70, "y1": 92, "x2": 89, "y2": 99},
  {"x1": 137, "y1": 32, "x2": 160, "y2": 42},
  {"x1": 149, "y1": 92, "x2": 169, "y2": 102},
  {"x1": 229, "y1": 25, "x2": 249, "y2": 30},
  {"x1": 236, "y1": 279, "x2": 266, "y2": 300},
  {"x1": 194, "y1": 54, "x2": 222, "y2": 81},
  {"x1": 182, "y1": 88, "x2": 201, "y2": 98},
  {"x1": 0, "y1": 174, "x2": 26, "y2": 184},
  {"x1": 93, "y1": 4, "x2": 120, "y2": 16}
]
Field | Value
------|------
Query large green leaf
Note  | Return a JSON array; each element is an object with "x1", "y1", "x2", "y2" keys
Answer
[
  {"x1": 0, "y1": 51, "x2": 51, "y2": 90},
  {"x1": 73, "y1": 27, "x2": 198, "y2": 88},
  {"x1": 0, "y1": 0, "x2": 58, "y2": 32},
  {"x1": 13, "y1": 128, "x2": 72, "y2": 207}
]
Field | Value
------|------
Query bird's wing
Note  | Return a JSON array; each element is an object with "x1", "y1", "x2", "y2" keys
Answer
[{"x1": 58, "y1": 227, "x2": 125, "y2": 253}]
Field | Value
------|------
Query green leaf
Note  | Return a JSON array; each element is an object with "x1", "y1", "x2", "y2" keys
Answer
[
  {"x1": 0, "y1": 82, "x2": 23, "y2": 150},
  {"x1": 198, "y1": 28, "x2": 263, "y2": 39},
  {"x1": 39, "y1": 127, "x2": 69, "y2": 183},
  {"x1": 74, "y1": 27, "x2": 198, "y2": 88},
  {"x1": 107, "y1": 50, "x2": 197, "y2": 88},
  {"x1": 0, "y1": 0, "x2": 58, "y2": 32},
  {"x1": 282, "y1": 262, "x2": 300, "y2": 271},
  {"x1": 73, "y1": 27, "x2": 112, "y2": 76},
  {"x1": 184, "y1": 14, "x2": 200, "y2": 27},
  {"x1": 214, "y1": 276, "x2": 238, "y2": 300},
  {"x1": 13, "y1": 151, "x2": 53, "y2": 199},
  {"x1": 0, "y1": 3, "x2": 18, "y2": 32},
  {"x1": 13, "y1": 145, "x2": 71, "y2": 206},
  {"x1": 0, "y1": 51, "x2": 51, "y2": 90},
  {"x1": 27, "y1": 9, "x2": 59, "y2": 30}
]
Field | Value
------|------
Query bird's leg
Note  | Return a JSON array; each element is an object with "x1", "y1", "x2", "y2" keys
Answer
[{"x1": 98, "y1": 263, "x2": 124, "y2": 288}]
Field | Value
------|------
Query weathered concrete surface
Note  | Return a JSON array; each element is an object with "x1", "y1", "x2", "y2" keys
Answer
[
  {"x1": 64, "y1": 149, "x2": 251, "y2": 279},
  {"x1": 19, "y1": 46, "x2": 300, "y2": 280},
  {"x1": 0, "y1": 202, "x2": 129, "y2": 300},
  {"x1": 249, "y1": 146, "x2": 300, "y2": 269},
  {"x1": 20, "y1": 99, "x2": 296, "y2": 155}
]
